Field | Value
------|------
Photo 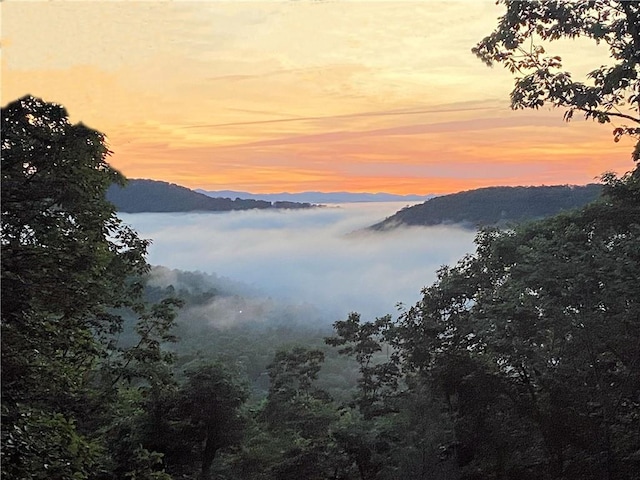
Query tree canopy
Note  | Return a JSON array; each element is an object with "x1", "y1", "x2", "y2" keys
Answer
[
  {"x1": 1, "y1": 96, "x2": 180, "y2": 480},
  {"x1": 473, "y1": 0, "x2": 640, "y2": 161}
]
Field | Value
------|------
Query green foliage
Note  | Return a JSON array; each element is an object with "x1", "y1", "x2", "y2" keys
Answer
[
  {"x1": 326, "y1": 313, "x2": 402, "y2": 420},
  {"x1": 263, "y1": 348, "x2": 337, "y2": 461},
  {"x1": 473, "y1": 0, "x2": 640, "y2": 160},
  {"x1": 1, "y1": 96, "x2": 180, "y2": 480},
  {"x1": 178, "y1": 363, "x2": 249, "y2": 478},
  {"x1": 325, "y1": 315, "x2": 462, "y2": 480},
  {"x1": 122, "y1": 447, "x2": 172, "y2": 480},
  {"x1": 264, "y1": 348, "x2": 327, "y2": 414},
  {"x1": 1, "y1": 408, "x2": 100, "y2": 480},
  {"x1": 1, "y1": 96, "x2": 146, "y2": 408},
  {"x1": 222, "y1": 347, "x2": 345, "y2": 480}
]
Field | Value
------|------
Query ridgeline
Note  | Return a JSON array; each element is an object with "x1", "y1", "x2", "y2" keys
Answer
[
  {"x1": 369, "y1": 184, "x2": 603, "y2": 230},
  {"x1": 107, "y1": 179, "x2": 315, "y2": 213}
]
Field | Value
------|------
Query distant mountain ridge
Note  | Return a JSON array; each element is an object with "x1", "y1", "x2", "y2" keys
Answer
[
  {"x1": 196, "y1": 189, "x2": 435, "y2": 204},
  {"x1": 107, "y1": 179, "x2": 315, "y2": 213},
  {"x1": 369, "y1": 184, "x2": 603, "y2": 230}
]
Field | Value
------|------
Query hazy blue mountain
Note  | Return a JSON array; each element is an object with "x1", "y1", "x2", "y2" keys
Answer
[
  {"x1": 107, "y1": 179, "x2": 315, "y2": 213},
  {"x1": 369, "y1": 184, "x2": 603, "y2": 230},
  {"x1": 196, "y1": 189, "x2": 435, "y2": 204}
]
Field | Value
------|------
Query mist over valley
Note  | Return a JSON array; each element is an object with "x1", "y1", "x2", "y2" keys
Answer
[{"x1": 120, "y1": 202, "x2": 477, "y2": 325}]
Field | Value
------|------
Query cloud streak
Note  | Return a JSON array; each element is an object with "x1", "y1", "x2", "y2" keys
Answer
[
  {"x1": 228, "y1": 114, "x2": 564, "y2": 149},
  {"x1": 179, "y1": 102, "x2": 498, "y2": 130}
]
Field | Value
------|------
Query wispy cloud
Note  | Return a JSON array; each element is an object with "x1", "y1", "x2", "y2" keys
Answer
[
  {"x1": 179, "y1": 102, "x2": 498, "y2": 130},
  {"x1": 229, "y1": 114, "x2": 561, "y2": 149}
]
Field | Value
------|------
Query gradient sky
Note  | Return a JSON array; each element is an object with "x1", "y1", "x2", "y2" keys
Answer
[{"x1": 2, "y1": 1, "x2": 635, "y2": 194}]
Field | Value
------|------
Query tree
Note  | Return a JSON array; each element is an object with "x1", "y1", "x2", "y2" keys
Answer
[
  {"x1": 221, "y1": 347, "x2": 346, "y2": 480},
  {"x1": 174, "y1": 363, "x2": 248, "y2": 479},
  {"x1": 325, "y1": 315, "x2": 410, "y2": 480},
  {"x1": 473, "y1": 0, "x2": 640, "y2": 161},
  {"x1": 326, "y1": 313, "x2": 401, "y2": 420},
  {"x1": 1, "y1": 96, "x2": 179, "y2": 480},
  {"x1": 264, "y1": 347, "x2": 327, "y2": 416}
]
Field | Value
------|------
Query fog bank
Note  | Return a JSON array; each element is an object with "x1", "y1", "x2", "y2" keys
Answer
[{"x1": 120, "y1": 203, "x2": 476, "y2": 322}]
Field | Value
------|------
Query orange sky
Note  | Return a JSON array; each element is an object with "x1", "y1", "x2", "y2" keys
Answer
[{"x1": 1, "y1": 1, "x2": 635, "y2": 194}]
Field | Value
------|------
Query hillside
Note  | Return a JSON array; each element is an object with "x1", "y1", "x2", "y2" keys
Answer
[
  {"x1": 107, "y1": 179, "x2": 315, "y2": 213},
  {"x1": 369, "y1": 184, "x2": 603, "y2": 230}
]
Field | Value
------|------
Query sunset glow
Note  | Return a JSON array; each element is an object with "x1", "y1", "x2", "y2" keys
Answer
[{"x1": 2, "y1": 1, "x2": 634, "y2": 194}]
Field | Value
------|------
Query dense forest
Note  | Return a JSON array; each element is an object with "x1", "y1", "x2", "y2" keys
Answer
[
  {"x1": 2, "y1": 2, "x2": 640, "y2": 480},
  {"x1": 369, "y1": 184, "x2": 602, "y2": 230},
  {"x1": 107, "y1": 179, "x2": 315, "y2": 213}
]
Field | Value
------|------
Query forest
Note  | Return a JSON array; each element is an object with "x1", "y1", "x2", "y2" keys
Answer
[{"x1": 1, "y1": 2, "x2": 639, "y2": 480}]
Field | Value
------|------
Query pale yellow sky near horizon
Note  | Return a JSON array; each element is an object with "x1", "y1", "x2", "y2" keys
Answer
[{"x1": 1, "y1": 1, "x2": 635, "y2": 194}]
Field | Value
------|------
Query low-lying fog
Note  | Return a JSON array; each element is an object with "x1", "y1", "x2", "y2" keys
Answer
[{"x1": 119, "y1": 203, "x2": 477, "y2": 323}]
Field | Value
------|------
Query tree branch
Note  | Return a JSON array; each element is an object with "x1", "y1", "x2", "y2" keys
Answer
[
  {"x1": 621, "y1": 2, "x2": 640, "y2": 115},
  {"x1": 621, "y1": 2, "x2": 640, "y2": 58},
  {"x1": 575, "y1": 106, "x2": 640, "y2": 124}
]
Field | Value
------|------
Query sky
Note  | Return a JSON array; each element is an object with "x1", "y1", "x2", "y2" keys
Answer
[
  {"x1": 120, "y1": 203, "x2": 477, "y2": 322},
  {"x1": 1, "y1": 0, "x2": 635, "y2": 194}
]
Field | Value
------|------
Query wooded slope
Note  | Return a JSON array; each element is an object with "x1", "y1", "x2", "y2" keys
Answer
[
  {"x1": 107, "y1": 179, "x2": 314, "y2": 213},
  {"x1": 370, "y1": 184, "x2": 602, "y2": 230}
]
